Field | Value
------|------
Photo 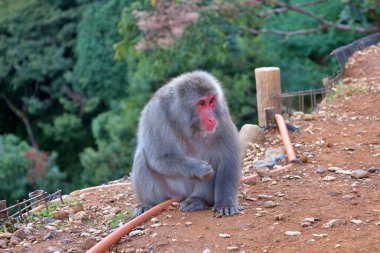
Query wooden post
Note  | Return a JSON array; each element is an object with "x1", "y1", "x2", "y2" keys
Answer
[
  {"x1": 0, "y1": 200, "x2": 8, "y2": 219},
  {"x1": 255, "y1": 67, "x2": 282, "y2": 126}
]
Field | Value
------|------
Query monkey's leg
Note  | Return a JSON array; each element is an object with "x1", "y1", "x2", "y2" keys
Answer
[
  {"x1": 131, "y1": 153, "x2": 171, "y2": 217},
  {"x1": 179, "y1": 180, "x2": 214, "y2": 212}
]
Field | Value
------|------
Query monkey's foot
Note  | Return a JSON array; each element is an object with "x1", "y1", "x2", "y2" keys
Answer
[
  {"x1": 179, "y1": 197, "x2": 208, "y2": 212},
  {"x1": 212, "y1": 205, "x2": 239, "y2": 217},
  {"x1": 132, "y1": 205, "x2": 152, "y2": 217}
]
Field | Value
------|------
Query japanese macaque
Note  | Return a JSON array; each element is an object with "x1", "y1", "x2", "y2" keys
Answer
[{"x1": 130, "y1": 71, "x2": 240, "y2": 217}]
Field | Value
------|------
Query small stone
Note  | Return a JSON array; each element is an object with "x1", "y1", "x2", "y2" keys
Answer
[
  {"x1": 304, "y1": 217, "x2": 320, "y2": 222},
  {"x1": 129, "y1": 230, "x2": 143, "y2": 237},
  {"x1": 13, "y1": 229, "x2": 28, "y2": 239},
  {"x1": 151, "y1": 217, "x2": 159, "y2": 223},
  {"x1": 327, "y1": 167, "x2": 340, "y2": 172},
  {"x1": 42, "y1": 217, "x2": 55, "y2": 224},
  {"x1": 80, "y1": 232, "x2": 91, "y2": 237},
  {"x1": 275, "y1": 214, "x2": 286, "y2": 221},
  {"x1": 322, "y1": 176, "x2": 336, "y2": 181},
  {"x1": 227, "y1": 246, "x2": 240, "y2": 251},
  {"x1": 316, "y1": 167, "x2": 325, "y2": 174},
  {"x1": 312, "y1": 233, "x2": 328, "y2": 238},
  {"x1": 343, "y1": 195, "x2": 353, "y2": 201},
  {"x1": 350, "y1": 219, "x2": 363, "y2": 225},
  {"x1": 263, "y1": 201, "x2": 277, "y2": 208},
  {"x1": 0, "y1": 239, "x2": 8, "y2": 248},
  {"x1": 185, "y1": 222, "x2": 193, "y2": 226},
  {"x1": 335, "y1": 169, "x2": 352, "y2": 175},
  {"x1": 322, "y1": 219, "x2": 344, "y2": 228},
  {"x1": 351, "y1": 170, "x2": 370, "y2": 179},
  {"x1": 82, "y1": 238, "x2": 97, "y2": 250},
  {"x1": 285, "y1": 231, "x2": 301, "y2": 236},
  {"x1": 151, "y1": 223, "x2": 162, "y2": 228},
  {"x1": 300, "y1": 221, "x2": 312, "y2": 227},
  {"x1": 61, "y1": 238, "x2": 71, "y2": 244},
  {"x1": 10, "y1": 236, "x2": 21, "y2": 245},
  {"x1": 202, "y1": 249, "x2": 211, "y2": 253},
  {"x1": 72, "y1": 211, "x2": 88, "y2": 221},
  {"x1": 44, "y1": 231, "x2": 57, "y2": 240},
  {"x1": 23, "y1": 242, "x2": 32, "y2": 249},
  {"x1": 151, "y1": 233, "x2": 158, "y2": 238},
  {"x1": 300, "y1": 156, "x2": 308, "y2": 163},
  {"x1": 257, "y1": 194, "x2": 272, "y2": 199},
  {"x1": 71, "y1": 204, "x2": 84, "y2": 213},
  {"x1": 368, "y1": 167, "x2": 378, "y2": 173},
  {"x1": 219, "y1": 233, "x2": 231, "y2": 238},
  {"x1": 52, "y1": 211, "x2": 68, "y2": 219},
  {"x1": 44, "y1": 246, "x2": 63, "y2": 253}
]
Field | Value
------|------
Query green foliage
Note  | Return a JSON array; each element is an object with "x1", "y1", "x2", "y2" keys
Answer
[
  {"x1": 0, "y1": 135, "x2": 29, "y2": 202},
  {"x1": 0, "y1": 134, "x2": 65, "y2": 203},
  {"x1": 71, "y1": 0, "x2": 129, "y2": 104},
  {"x1": 108, "y1": 210, "x2": 132, "y2": 229}
]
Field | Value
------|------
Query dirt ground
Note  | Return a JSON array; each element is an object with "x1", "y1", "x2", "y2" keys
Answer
[{"x1": 1, "y1": 44, "x2": 379, "y2": 253}]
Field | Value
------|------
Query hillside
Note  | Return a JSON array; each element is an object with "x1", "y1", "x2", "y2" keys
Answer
[{"x1": 1, "y1": 44, "x2": 379, "y2": 253}]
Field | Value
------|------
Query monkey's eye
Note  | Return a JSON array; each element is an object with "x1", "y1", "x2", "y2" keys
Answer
[
  {"x1": 198, "y1": 100, "x2": 206, "y2": 107},
  {"x1": 209, "y1": 96, "x2": 216, "y2": 106}
]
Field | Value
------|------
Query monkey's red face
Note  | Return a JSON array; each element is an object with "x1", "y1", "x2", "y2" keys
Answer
[{"x1": 196, "y1": 95, "x2": 217, "y2": 132}]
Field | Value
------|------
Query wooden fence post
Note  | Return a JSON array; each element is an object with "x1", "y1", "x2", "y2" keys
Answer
[
  {"x1": 0, "y1": 200, "x2": 8, "y2": 219},
  {"x1": 255, "y1": 67, "x2": 282, "y2": 126}
]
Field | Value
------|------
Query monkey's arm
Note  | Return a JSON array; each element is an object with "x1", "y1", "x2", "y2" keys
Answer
[{"x1": 213, "y1": 130, "x2": 241, "y2": 216}]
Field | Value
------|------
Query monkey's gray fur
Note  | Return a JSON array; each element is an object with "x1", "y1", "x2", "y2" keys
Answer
[{"x1": 130, "y1": 71, "x2": 241, "y2": 217}]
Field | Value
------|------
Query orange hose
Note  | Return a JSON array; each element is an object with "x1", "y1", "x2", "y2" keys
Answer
[
  {"x1": 86, "y1": 198, "x2": 175, "y2": 253},
  {"x1": 87, "y1": 114, "x2": 297, "y2": 253},
  {"x1": 275, "y1": 114, "x2": 297, "y2": 162}
]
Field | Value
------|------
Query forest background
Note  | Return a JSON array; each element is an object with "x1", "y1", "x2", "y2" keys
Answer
[{"x1": 0, "y1": 0, "x2": 378, "y2": 203}]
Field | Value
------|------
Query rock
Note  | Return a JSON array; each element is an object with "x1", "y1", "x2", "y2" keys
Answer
[
  {"x1": 44, "y1": 246, "x2": 63, "y2": 253},
  {"x1": 304, "y1": 217, "x2": 320, "y2": 222},
  {"x1": 316, "y1": 167, "x2": 325, "y2": 174},
  {"x1": 72, "y1": 211, "x2": 88, "y2": 221},
  {"x1": 0, "y1": 239, "x2": 8, "y2": 248},
  {"x1": 218, "y1": 233, "x2": 231, "y2": 238},
  {"x1": 227, "y1": 246, "x2": 240, "y2": 251},
  {"x1": 22, "y1": 242, "x2": 32, "y2": 250},
  {"x1": 13, "y1": 228, "x2": 28, "y2": 239},
  {"x1": 185, "y1": 222, "x2": 193, "y2": 226},
  {"x1": 239, "y1": 124, "x2": 265, "y2": 159},
  {"x1": 52, "y1": 211, "x2": 68, "y2": 219},
  {"x1": 202, "y1": 249, "x2": 211, "y2": 253},
  {"x1": 350, "y1": 219, "x2": 363, "y2": 225},
  {"x1": 263, "y1": 201, "x2": 277, "y2": 208},
  {"x1": 44, "y1": 231, "x2": 57, "y2": 240},
  {"x1": 335, "y1": 169, "x2": 352, "y2": 175},
  {"x1": 327, "y1": 167, "x2": 340, "y2": 172},
  {"x1": 368, "y1": 167, "x2": 378, "y2": 173},
  {"x1": 61, "y1": 238, "x2": 71, "y2": 244},
  {"x1": 10, "y1": 236, "x2": 21, "y2": 245},
  {"x1": 275, "y1": 214, "x2": 286, "y2": 221},
  {"x1": 285, "y1": 231, "x2": 301, "y2": 236},
  {"x1": 129, "y1": 230, "x2": 143, "y2": 237},
  {"x1": 257, "y1": 194, "x2": 272, "y2": 200},
  {"x1": 71, "y1": 204, "x2": 84, "y2": 213},
  {"x1": 299, "y1": 156, "x2": 308, "y2": 163},
  {"x1": 151, "y1": 217, "x2": 159, "y2": 223},
  {"x1": 42, "y1": 217, "x2": 55, "y2": 224},
  {"x1": 300, "y1": 221, "x2": 312, "y2": 227},
  {"x1": 312, "y1": 233, "x2": 328, "y2": 238},
  {"x1": 351, "y1": 170, "x2": 370, "y2": 179},
  {"x1": 322, "y1": 219, "x2": 344, "y2": 228},
  {"x1": 151, "y1": 223, "x2": 162, "y2": 228},
  {"x1": 302, "y1": 114, "x2": 315, "y2": 121},
  {"x1": 0, "y1": 232, "x2": 12, "y2": 239},
  {"x1": 342, "y1": 195, "x2": 353, "y2": 201},
  {"x1": 82, "y1": 238, "x2": 97, "y2": 250},
  {"x1": 322, "y1": 176, "x2": 336, "y2": 181}
]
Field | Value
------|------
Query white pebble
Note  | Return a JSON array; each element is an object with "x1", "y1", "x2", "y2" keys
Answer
[
  {"x1": 285, "y1": 231, "x2": 301, "y2": 236},
  {"x1": 219, "y1": 233, "x2": 231, "y2": 238}
]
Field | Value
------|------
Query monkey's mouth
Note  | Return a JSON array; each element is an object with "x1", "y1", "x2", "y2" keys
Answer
[{"x1": 201, "y1": 128, "x2": 216, "y2": 138}]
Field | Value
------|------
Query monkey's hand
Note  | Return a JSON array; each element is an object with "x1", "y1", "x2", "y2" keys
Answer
[
  {"x1": 194, "y1": 161, "x2": 214, "y2": 180},
  {"x1": 212, "y1": 205, "x2": 239, "y2": 217}
]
